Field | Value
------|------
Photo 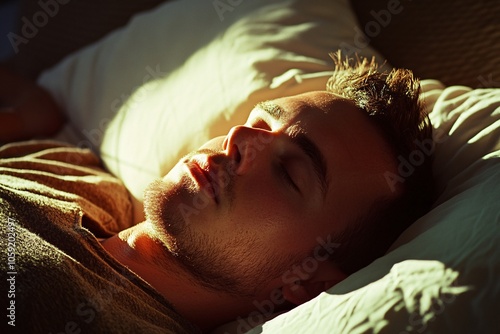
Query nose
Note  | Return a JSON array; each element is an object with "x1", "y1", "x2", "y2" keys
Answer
[{"x1": 224, "y1": 125, "x2": 274, "y2": 175}]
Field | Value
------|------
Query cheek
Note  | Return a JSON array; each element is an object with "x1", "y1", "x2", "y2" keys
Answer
[
  {"x1": 230, "y1": 175, "x2": 296, "y2": 228},
  {"x1": 225, "y1": 168, "x2": 329, "y2": 252},
  {"x1": 227, "y1": 179, "x2": 317, "y2": 253}
]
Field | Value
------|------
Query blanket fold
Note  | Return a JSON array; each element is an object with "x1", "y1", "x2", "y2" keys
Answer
[{"x1": 0, "y1": 140, "x2": 199, "y2": 333}]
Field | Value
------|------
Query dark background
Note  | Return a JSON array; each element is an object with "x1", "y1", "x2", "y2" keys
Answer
[{"x1": 1, "y1": 0, "x2": 499, "y2": 88}]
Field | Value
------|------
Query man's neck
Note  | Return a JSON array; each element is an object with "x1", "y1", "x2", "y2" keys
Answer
[{"x1": 99, "y1": 222, "x2": 257, "y2": 332}]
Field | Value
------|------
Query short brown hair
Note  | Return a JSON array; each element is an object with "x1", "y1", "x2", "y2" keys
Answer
[{"x1": 326, "y1": 52, "x2": 434, "y2": 275}]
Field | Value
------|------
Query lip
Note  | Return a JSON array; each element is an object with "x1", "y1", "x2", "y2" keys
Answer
[{"x1": 186, "y1": 157, "x2": 218, "y2": 204}]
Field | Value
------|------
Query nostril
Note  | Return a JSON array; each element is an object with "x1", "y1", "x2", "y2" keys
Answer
[
  {"x1": 233, "y1": 144, "x2": 241, "y2": 163},
  {"x1": 226, "y1": 144, "x2": 242, "y2": 175},
  {"x1": 212, "y1": 154, "x2": 224, "y2": 165}
]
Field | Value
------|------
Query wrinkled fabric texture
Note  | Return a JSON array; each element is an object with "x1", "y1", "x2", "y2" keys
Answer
[{"x1": 0, "y1": 141, "x2": 200, "y2": 334}]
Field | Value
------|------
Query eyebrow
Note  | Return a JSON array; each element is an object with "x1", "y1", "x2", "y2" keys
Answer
[{"x1": 255, "y1": 102, "x2": 330, "y2": 198}]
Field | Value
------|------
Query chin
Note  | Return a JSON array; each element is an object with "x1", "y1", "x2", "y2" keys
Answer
[{"x1": 143, "y1": 177, "x2": 191, "y2": 238}]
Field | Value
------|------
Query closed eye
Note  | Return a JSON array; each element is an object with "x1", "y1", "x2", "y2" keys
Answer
[{"x1": 279, "y1": 163, "x2": 300, "y2": 193}]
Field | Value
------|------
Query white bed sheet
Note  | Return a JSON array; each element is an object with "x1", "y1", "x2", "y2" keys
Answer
[{"x1": 238, "y1": 81, "x2": 500, "y2": 334}]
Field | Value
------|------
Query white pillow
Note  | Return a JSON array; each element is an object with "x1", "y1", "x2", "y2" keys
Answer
[
  {"x1": 242, "y1": 81, "x2": 500, "y2": 333},
  {"x1": 38, "y1": 0, "x2": 385, "y2": 212}
]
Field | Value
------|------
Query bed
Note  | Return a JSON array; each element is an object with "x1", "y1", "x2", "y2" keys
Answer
[{"x1": 4, "y1": 0, "x2": 500, "y2": 333}]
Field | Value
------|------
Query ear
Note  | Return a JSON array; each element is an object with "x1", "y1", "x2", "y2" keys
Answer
[{"x1": 281, "y1": 261, "x2": 347, "y2": 306}]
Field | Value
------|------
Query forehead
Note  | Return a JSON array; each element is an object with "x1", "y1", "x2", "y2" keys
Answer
[
  {"x1": 272, "y1": 91, "x2": 359, "y2": 123},
  {"x1": 270, "y1": 91, "x2": 382, "y2": 169}
]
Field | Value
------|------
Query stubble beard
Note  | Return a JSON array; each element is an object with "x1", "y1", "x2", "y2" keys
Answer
[
  {"x1": 142, "y1": 156, "x2": 266, "y2": 297},
  {"x1": 143, "y1": 152, "x2": 302, "y2": 298}
]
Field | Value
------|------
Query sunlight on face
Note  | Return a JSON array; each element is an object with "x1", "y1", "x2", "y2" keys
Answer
[{"x1": 143, "y1": 91, "x2": 398, "y2": 297}]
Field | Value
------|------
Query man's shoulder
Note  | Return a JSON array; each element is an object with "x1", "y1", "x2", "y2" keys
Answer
[{"x1": 0, "y1": 140, "x2": 134, "y2": 236}]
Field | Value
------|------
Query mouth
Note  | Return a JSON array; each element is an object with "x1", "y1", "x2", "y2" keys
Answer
[{"x1": 186, "y1": 156, "x2": 219, "y2": 204}]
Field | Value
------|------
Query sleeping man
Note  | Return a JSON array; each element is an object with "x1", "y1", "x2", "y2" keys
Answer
[{"x1": 0, "y1": 54, "x2": 434, "y2": 333}]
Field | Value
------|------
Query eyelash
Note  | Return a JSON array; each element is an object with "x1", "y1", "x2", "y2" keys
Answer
[
  {"x1": 249, "y1": 116, "x2": 300, "y2": 194},
  {"x1": 280, "y1": 163, "x2": 300, "y2": 193}
]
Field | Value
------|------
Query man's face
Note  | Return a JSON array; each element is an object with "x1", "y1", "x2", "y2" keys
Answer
[{"x1": 144, "y1": 91, "x2": 396, "y2": 298}]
